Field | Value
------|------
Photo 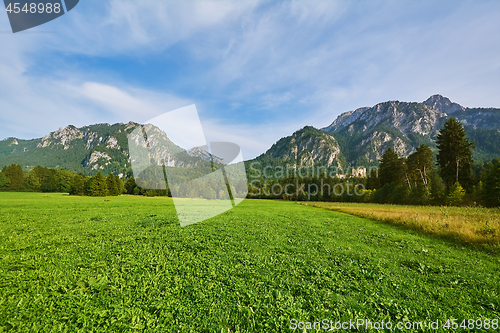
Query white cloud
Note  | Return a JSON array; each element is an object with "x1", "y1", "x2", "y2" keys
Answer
[{"x1": 76, "y1": 82, "x2": 192, "y2": 121}]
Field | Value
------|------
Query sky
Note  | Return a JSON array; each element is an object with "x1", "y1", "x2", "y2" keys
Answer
[{"x1": 1, "y1": 0, "x2": 499, "y2": 160}]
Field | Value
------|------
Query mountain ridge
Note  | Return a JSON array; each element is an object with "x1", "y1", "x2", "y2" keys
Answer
[
  {"x1": 1, "y1": 94, "x2": 499, "y2": 176},
  {"x1": 0, "y1": 122, "x2": 220, "y2": 176}
]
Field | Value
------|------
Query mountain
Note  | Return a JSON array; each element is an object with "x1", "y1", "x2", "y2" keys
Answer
[
  {"x1": 319, "y1": 94, "x2": 500, "y2": 166},
  {"x1": 187, "y1": 147, "x2": 226, "y2": 165},
  {"x1": 250, "y1": 95, "x2": 500, "y2": 172},
  {"x1": 422, "y1": 94, "x2": 464, "y2": 114},
  {"x1": 251, "y1": 126, "x2": 347, "y2": 170},
  {"x1": 0, "y1": 122, "x2": 217, "y2": 176}
]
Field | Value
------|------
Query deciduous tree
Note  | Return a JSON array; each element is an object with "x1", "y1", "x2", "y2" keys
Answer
[
  {"x1": 407, "y1": 144, "x2": 433, "y2": 188},
  {"x1": 2, "y1": 164, "x2": 24, "y2": 191},
  {"x1": 0, "y1": 171, "x2": 11, "y2": 190},
  {"x1": 69, "y1": 173, "x2": 88, "y2": 196},
  {"x1": 27, "y1": 170, "x2": 40, "y2": 192}
]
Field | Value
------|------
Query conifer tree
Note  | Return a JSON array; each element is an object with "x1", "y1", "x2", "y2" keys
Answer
[
  {"x1": 106, "y1": 173, "x2": 119, "y2": 196},
  {"x1": 482, "y1": 159, "x2": 500, "y2": 207},
  {"x1": 446, "y1": 182, "x2": 465, "y2": 206},
  {"x1": 115, "y1": 174, "x2": 124, "y2": 195},
  {"x1": 379, "y1": 148, "x2": 406, "y2": 187},
  {"x1": 436, "y1": 118, "x2": 475, "y2": 190},
  {"x1": 69, "y1": 173, "x2": 87, "y2": 196},
  {"x1": 125, "y1": 177, "x2": 137, "y2": 194},
  {"x1": 91, "y1": 171, "x2": 108, "y2": 197},
  {"x1": 366, "y1": 168, "x2": 381, "y2": 190}
]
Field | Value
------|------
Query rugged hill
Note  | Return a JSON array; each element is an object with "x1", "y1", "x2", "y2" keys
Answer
[
  {"x1": 0, "y1": 122, "x2": 218, "y2": 176},
  {"x1": 247, "y1": 126, "x2": 349, "y2": 178}
]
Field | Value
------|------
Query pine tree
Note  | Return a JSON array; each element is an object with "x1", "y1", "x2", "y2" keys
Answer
[
  {"x1": 106, "y1": 173, "x2": 119, "y2": 196},
  {"x1": 39, "y1": 169, "x2": 58, "y2": 192},
  {"x1": 366, "y1": 168, "x2": 381, "y2": 190},
  {"x1": 91, "y1": 171, "x2": 108, "y2": 197},
  {"x1": 115, "y1": 175, "x2": 124, "y2": 195},
  {"x1": 57, "y1": 169, "x2": 73, "y2": 193},
  {"x1": 482, "y1": 160, "x2": 500, "y2": 207},
  {"x1": 436, "y1": 118, "x2": 475, "y2": 190},
  {"x1": 429, "y1": 169, "x2": 446, "y2": 205},
  {"x1": 379, "y1": 148, "x2": 406, "y2": 187},
  {"x1": 124, "y1": 177, "x2": 137, "y2": 194}
]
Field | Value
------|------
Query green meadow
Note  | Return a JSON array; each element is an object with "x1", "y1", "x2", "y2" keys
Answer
[{"x1": 0, "y1": 193, "x2": 499, "y2": 332}]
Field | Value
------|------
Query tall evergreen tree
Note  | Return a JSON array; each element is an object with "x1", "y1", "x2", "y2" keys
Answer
[
  {"x1": 124, "y1": 177, "x2": 137, "y2": 194},
  {"x1": 366, "y1": 168, "x2": 381, "y2": 190},
  {"x1": 115, "y1": 175, "x2": 124, "y2": 195},
  {"x1": 106, "y1": 173, "x2": 119, "y2": 196},
  {"x1": 57, "y1": 169, "x2": 73, "y2": 193},
  {"x1": 39, "y1": 169, "x2": 58, "y2": 193},
  {"x1": 379, "y1": 148, "x2": 406, "y2": 187},
  {"x1": 436, "y1": 118, "x2": 475, "y2": 190},
  {"x1": 429, "y1": 169, "x2": 446, "y2": 205},
  {"x1": 90, "y1": 171, "x2": 108, "y2": 197},
  {"x1": 482, "y1": 159, "x2": 500, "y2": 207}
]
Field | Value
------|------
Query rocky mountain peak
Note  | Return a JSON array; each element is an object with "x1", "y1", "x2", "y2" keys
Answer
[
  {"x1": 423, "y1": 94, "x2": 464, "y2": 114},
  {"x1": 37, "y1": 125, "x2": 84, "y2": 149}
]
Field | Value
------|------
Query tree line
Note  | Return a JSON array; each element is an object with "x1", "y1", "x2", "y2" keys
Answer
[{"x1": 0, "y1": 165, "x2": 167, "y2": 197}]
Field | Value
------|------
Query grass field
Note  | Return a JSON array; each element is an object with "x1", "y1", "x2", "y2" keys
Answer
[
  {"x1": 300, "y1": 202, "x2": 500, "y2": 250},
  {"x1": 1, "y1": 193, "x2": 499, "y2": 332}
]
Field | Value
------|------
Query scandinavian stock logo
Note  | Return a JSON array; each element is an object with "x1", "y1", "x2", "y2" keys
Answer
[
  {"x1": 4, "y1": 0, "x2": 79, "y2": 33},
  {"x1": 128, "y1": 105, "x2": 248, "y2": 227}
]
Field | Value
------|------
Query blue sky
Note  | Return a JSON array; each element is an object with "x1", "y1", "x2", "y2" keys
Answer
[{"x1": 1, "y1": 0, "x2": 499, "y2": 159}]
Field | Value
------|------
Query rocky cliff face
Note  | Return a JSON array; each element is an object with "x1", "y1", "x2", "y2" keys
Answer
[{"x1": 253, "y1": 126, "x2": 347, "y2": 169}]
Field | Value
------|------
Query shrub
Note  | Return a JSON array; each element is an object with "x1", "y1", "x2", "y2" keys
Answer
[{"x1": 446, "y1": 182, "x2": 465, "y2": 206}]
